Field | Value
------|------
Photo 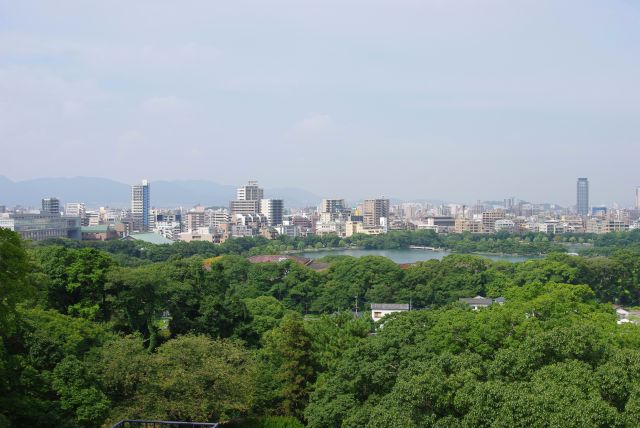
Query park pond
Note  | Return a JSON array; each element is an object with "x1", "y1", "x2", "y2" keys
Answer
[{"x1": 298, "y1": 248, "x2": 541, "y2": 264}]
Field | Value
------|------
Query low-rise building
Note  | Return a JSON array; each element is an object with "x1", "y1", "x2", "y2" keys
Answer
[
  {"x1": 275, "y1": 224, "x2": 301, "y2": 238},
  {"x1": 538, "y1": 220, "x2": 566, "y2": 234},
  {"x1": 122, "y1": 232, "x2": 174, "y2": 245},
  {"x1": 345, "y1": 221, "x2": 385, "y2": 237},
  {"x1": 586, "y1": 218, "x2": 629, "y2": 234},
  {"x1": 370, "y1": 303, "x2": 410, "y2": 323},
  {"x1": 178, "y1": 227, "x2": 217, "y2": 243},
  {"x1": 459, "y1": 296, "x2": 505, "y2": 310},
  {"x1": 81, "y1": 225, "x2": 118, "y2": 241},
  {"x1": 454, "y1": 218, "x2": 484, "y2": 233},
  {"x1": 494, "y1": 219, "x2": 516, "y2": 233},
  {"x1": 0, "y1": 212, "x2": 81, "y2": 241}
]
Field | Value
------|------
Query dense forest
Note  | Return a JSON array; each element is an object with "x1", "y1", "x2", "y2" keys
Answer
[{"x1": 3, "y1": 228, "x2": 640, "y2": 427}]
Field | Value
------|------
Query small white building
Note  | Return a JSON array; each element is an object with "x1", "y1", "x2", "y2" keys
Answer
[{"x1": 370, "y1": 303, "x2": 410, "y2": 323}]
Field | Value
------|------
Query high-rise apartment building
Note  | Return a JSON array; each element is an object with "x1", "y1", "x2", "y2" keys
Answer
[
  {"x1": 131, "y1": 179, "x2": 151, "y2": 232},
  {"x1": 363, "y1": 198, "x2": 390, "y2": 228},
  {"x1": 230, "y1": 200, "x2": 260, "y2": 216},
  {"x1": 237, "y1": 181, "x2": 264, "y2": 201},
  {"x1": 41, "y1": 197, "x2": 60, "y2": 215},
  {"x1": 230, "y1": 181, "x2": 263, "y2": 216},
  {"x1": 260, "y1": 199, "x2": 284, "y2": 226},
  {"x1": 577, "y1": 178, "x2": 589, "y2": 216},
  {"x1": 185, "y1": 211, "x2": 205, "y2": 232},
  {"x1": 636, "y1": 187, "x2": 640, "y2": 210},
  {"x1": 321, "y1": 199, "x2": 346, "y2": 214}
]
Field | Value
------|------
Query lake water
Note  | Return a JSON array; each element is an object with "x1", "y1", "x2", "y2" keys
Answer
[{"x1": 298, "y1": 248, "x2": 538, "y2": 264}]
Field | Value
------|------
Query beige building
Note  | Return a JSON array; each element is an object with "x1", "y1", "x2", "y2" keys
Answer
[
  {"x1": 178, "y1": 228, "x2": 216, "y2": 243},
  {"x1": 586, "y1": 218, "x2": 629, "y2": 234},
  {"x1": 454, "y1": 218, "x2": 484, "y2": 233},
  {"x1": 185, "y1": 211, "x2": 205, "y2": 232},
  {"x1": 363, "y1": 198, "x2": 390, "y2": 228},
  {"x1": 481, "y1": 210, "x2": 505, "y2": 233},
  {"x1": 230, "y1": 199, "x2": 260, "y2": 216},
  {"x1": 345, "y1": 221, "x2": 384, "y2": 237}
]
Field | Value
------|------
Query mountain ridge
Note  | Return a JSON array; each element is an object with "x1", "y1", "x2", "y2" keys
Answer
[{"x1": 0, "y1": 176, "x2": 321, "y2": 208}]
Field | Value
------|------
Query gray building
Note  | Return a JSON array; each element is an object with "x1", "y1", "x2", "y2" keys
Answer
[
  {"x1": 260, "y1": 199, "x2": 284, "y2": 226},
  {"x1": 577, "y1": 177, "x2": 589, "y2": 216},
  {"x1": 321, "y1": 199, "x2": 347, "y2": 214},
  {"x1": 0, "y1": 212, "x2": 81, "y2": 241},
  {"x1": 42, "y1": 197, "x2": 60, "y2": 215}
]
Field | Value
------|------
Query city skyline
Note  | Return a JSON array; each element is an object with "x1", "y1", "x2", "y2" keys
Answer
[
  {"x1": 2, "y1": 174, "x2": 640, "y2": 209},
  {"x1": 2, "y1": 1, "x2": 640, "y2": 205}
]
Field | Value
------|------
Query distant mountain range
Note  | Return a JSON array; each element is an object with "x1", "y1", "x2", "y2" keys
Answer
[{"x1": 0, "y1": 176, "x2": 321, "y2": 208}]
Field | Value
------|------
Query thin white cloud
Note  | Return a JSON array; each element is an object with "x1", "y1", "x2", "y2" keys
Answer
[
  {"x1": 292, "y1": 113, "x2": 334, "y2": 133},
  {"x1": 140, "y1": 96, "x2": 191, "y2": 115}
]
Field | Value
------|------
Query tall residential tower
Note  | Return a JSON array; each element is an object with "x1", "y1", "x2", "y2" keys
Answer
[
  {"x1": 230, "y1": 180, "x2": 263, "y2": 216},
  {"x1": 131, "y1": 179, "x2": 151, "y2": 232},
  {"x1": 577, "y1": 177, "x2": 589, "y2": 216},
  {"x1": 363, "y1": 198, "x2": 390, "y2": 228},
  {"x1": 260, "y1": 199, "x2": 284, "y2": 226}
]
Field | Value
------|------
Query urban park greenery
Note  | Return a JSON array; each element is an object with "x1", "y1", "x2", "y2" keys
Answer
[{"x1": 3, "y1": 227, "x2": 640, "y2": 426}]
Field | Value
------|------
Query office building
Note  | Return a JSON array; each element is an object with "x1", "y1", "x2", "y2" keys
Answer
[
  {"x1": 260, "y1": 199, "x2": 284, "y2": 226},
  {"x1": 0, "y1": 212, "x2": 81, "y2": 241},
  {"x1": 577, "y1": 177, "x2": 589, "y2": 216},
  {"x1": 41, "y1": 197, "x2": 60, "y2": 215},
  {"x1": 131, "y1": 179, "x2": 151, "y2": 232},
  {"x1": 363, "y1": 198, "x2": 390, "y2": 228}
]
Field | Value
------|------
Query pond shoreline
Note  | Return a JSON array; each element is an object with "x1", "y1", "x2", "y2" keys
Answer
[{"x1": 287, "y1": 247, "x2": 544, "y2": 264}]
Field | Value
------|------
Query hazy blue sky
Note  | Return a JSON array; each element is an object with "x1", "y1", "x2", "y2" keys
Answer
[{"x1": 1, "y1": 0, "x2": 639, "y2": 206}]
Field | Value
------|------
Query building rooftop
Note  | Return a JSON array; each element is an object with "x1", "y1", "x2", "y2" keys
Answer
[
  {"x1": 81, "y1": 225, "x2": 110, "y2": 233},
  {"x1": 370, "y1": 303, "x2": 410, "y2": 311},
  {"x1": 459, "y1": 296, "x2": 506, "y2": 306},
  {"x1": 123, "y1": 232, "x2": 174, "y2": 245},
  {"x1": 459, "y1": 296, "x2": 494, "y2": 306}
]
